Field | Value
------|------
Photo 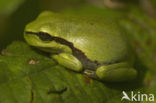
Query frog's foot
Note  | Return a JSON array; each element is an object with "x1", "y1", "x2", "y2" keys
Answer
[
  {"x1": 96, "y1": 62, "x2": 137, "y2": 82},
  {"x1": 51, "y1": 53, "x2": 83, "y2": 72}
]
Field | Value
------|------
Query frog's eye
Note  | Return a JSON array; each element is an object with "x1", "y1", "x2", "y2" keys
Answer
[
  {"x1": 34, "y1": 32, "x2": 74, "y2": 47},
  {"x1": 37, "y1": 32, "x2": 53, "y2": 41},
  {"x1": 25, "y1": 31, "x2": 53, "y2": 41}
]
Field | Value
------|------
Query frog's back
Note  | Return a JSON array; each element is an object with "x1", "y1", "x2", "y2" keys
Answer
[
  {"x1": 55, "y1": 15, "x2": 128, "y2": 64},
  {"x1": 37, "y1": 12, "x2": 129, "y2": 63}
]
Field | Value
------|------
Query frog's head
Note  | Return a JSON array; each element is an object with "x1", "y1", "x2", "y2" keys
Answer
[{"x1": 24, "y1": 11, "x2": 72, "y2": 53}]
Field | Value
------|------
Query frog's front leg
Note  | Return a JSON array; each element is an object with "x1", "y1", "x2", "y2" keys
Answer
[
  {"x1": 51, "y1": 53, "x2": 83, "y2": 72},
  {"x1": 96, "y1": 62, "x2": 137, "y2": 82}
]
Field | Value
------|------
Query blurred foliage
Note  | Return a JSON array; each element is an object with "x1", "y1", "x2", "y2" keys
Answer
[
  {"x1": 0, "y1": 0, "x2": 25, "y2": 14},
  {"x1": 0, "y1": 0, "x2": 87, "y2": 50},
  {"x1": 0, "y1": 0, "x2": 156, "y2": 103}
]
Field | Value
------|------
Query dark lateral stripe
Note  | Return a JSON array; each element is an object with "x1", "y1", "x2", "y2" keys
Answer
[{"x1": 25, "y1": 31, "x2": 100, "y2": 69}]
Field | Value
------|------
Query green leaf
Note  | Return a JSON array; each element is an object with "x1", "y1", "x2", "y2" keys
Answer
[{"x1": 0, "y1": 41, "x2": 142, "y2": 103}]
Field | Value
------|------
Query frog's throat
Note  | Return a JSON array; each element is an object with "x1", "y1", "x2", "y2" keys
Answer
[{"x1": 25, "y1": 31, "x2": 100, "y2": 69}]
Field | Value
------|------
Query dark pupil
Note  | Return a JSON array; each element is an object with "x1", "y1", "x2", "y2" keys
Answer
[{"x1": 36, "y1": 32, "x2": 53, "y2": 41}]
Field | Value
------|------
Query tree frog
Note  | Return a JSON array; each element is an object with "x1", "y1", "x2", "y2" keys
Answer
[{"x1": 24, "y1": 11, "x2": 137, "y2": 82}]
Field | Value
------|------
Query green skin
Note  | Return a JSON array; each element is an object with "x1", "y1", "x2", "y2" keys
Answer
[{"x1": 24, "y1": 11, "x2": 137, "y2": 82}]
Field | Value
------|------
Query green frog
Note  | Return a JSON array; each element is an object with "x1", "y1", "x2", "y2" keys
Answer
[{"x1": 24, "y1": 11, "x2": 137, "y2": 82}]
